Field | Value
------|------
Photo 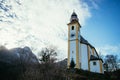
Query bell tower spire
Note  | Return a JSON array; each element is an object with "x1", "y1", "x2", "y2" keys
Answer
[{"x1": 70, "y1": 11, "x2": 79, "y2": 22}]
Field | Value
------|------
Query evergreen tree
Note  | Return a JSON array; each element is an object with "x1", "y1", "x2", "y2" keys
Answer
[{"x1": 70, "y1": 58, "x2": 75, "y2": 69}]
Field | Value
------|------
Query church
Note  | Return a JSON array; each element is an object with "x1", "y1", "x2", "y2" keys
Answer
[{"x1": 67, "y1": 12, "x2": 104, "y2": 73}]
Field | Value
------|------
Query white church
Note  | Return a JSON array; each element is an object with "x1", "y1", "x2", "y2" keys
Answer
[{"x1": 67, "y1": 12, "x2": 104, "y2": 73}]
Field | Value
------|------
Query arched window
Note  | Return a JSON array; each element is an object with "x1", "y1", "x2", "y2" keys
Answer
[{"x1": 72, "y1": 26, "x2": 74, "y2": 30}]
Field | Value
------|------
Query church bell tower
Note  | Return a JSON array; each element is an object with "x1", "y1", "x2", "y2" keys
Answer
[{"x1": 67, "y1": 12, "x2": 81, "y2": 68}]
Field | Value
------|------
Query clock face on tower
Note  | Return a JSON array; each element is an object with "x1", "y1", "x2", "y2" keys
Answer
[{"x1": 71, "y1": 33, "x2": 75, "y2": 38}]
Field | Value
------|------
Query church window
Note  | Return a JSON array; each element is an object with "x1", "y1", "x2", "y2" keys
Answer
[
  {"x1": 93, "y1": 62, "x2": 96, "y2": 65},
  {"x1": 72, "y1": 26, "x2": 74, "y2": 30}
]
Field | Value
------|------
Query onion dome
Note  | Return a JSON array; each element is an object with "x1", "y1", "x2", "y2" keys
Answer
[{"x1": 70, "y1": 11, "x2": 79, "y2": 22}]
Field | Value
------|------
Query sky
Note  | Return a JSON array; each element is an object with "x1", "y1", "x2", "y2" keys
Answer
[
  {"x1": 81, "y1": 0, "x2": 120, "y2": 56},
  {"x1": 0, "y1": 0, "x2": 120, "y2": 60}
]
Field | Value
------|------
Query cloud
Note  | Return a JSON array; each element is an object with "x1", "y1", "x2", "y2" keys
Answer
[
  {"x1": 0, "y1": 0, "x2": 91, "y2": 60},
  {"x1": 90, "y1": 0, "x2": 99, "y2": 9},
  {"x1": 96, "y1": 44, "x2": 120, "y2": 56},
  {"x1": 82, "y1": 0, "x2": 103, "y2": 9}
]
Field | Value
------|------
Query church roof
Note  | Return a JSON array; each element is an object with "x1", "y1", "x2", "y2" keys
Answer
[
  {"x1": 80, "y1": 35, "x2": 94, "y2": 48},
  {"x1": 90, "y1": 55, "x2": 99, "y2": 60},
  {"x1": 90, "y1": 55, "x2": 103, "y2": 62},
  {"x1": 70, "y1": 11, "x2": 79, "y2": 22},
  {"x1": 68, "y1": 11, "x2": 81, "y2": 28},
  {"x1": 71, "y1": 12, "x2": 77, "y2": 16},
  {"x1": 80, "y1": 36, "x2": 103, "y2": 62}
]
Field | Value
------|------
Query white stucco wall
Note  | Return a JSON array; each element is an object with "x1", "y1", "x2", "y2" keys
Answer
[
  {"x1": 70, "y1": 41, "x2": 76, "y2": 64},
  {"x1": 81, "y1": 43, "x2": 88, "y2": 70},
  {"x1": 90, "y1": 60, "x2": 100, "y2": 73},
  {"x1": 79, "y1": 42, "x2": 81, "y2": 67},
  {"x1": 69, "y1": 25, "x2": 81, "y2": 68},
  {"x1": 70, "y1": 25, "x2": 76, "y2": 40}
]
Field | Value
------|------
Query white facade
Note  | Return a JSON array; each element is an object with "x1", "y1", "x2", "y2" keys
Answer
[
  {"x1": 70, "y1": 25, "x2": 76, "y2": 40},
  {"x1": 69, "y1": 25, "x2": 77, "y2": 64},
  {"x1": 90, "y1": 61, "x2": 100, "y2": 73},
  {"x1": 79, "y1": 42, "x2": 81, "y2": 68},
  {"x1": 70, "y1": 41, "x2": 76, "y2": 64},
  {"x1": 81, "y1": 43, "x2": 88, "y2": 70}
]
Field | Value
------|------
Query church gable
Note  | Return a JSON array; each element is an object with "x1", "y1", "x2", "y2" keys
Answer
[{"x1": 90, "y1": 60, "x2": 101, "y2": 73}]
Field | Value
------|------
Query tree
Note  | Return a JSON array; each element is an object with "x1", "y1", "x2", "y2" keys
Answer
[
  {"x1": 38, "y1": 47, "x2": 57, "y2": 63},
  {"x1": 104, "y1": 55, "x2": 118, "y2": 71},
  {"x1": 20, "y1": 47, "x2": 65, "y2": 80},
  {"x1": 70, "y1": 58, "x2": 75, "y2": 69},
  {"x1": 103, "y1": 63, "x2": 108, "y2": 72}
]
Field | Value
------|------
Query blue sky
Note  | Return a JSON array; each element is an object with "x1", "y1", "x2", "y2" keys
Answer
[
  {"x1": 81, "y1": 0, "x2": 120, "y2": 56},
  {"x1": 0, "y1": 0, "x2": 120, "y2": 59}
]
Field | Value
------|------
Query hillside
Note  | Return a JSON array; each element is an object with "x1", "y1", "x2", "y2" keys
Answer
[
  {"x1": 0, "y1": 46, "x2": 39, "y2": 80},
  {"x1": 0, "y1": 46, "x2": 120, "y2": 80}
]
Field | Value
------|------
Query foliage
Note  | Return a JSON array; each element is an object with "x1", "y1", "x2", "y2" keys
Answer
[
  {"x1": 19, "y1": 63, "x2": 65, "y2": 80},
  {"x1": 18, "y1": 47, "x2": 65, "y2": 80},
  {"x1": 38, "y1": 47, "x2": 57, "y2": 63},
  {"x1": 66, "y1": 68, "x2": 106, "y2": 80},
  {"x1": 69, "y1": 58, "x2": 75, "y2": 69},
  {"x1": 104, "y1": 54, "x2": 118, "y2": 72},
  {"x1": 0, "y1": 62, "x2": 25, "y2": 80}
]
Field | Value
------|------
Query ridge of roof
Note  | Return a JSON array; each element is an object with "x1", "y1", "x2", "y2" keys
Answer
[
  {"x1": 80, "y1": 35, "x2": 94, "y2": 48},
  {"x1": 80, "y1": 36, "x2": 100, "y2": 58}
]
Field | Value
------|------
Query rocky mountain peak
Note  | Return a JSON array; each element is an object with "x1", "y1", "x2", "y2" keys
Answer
[{"x1": 0, "y1": 46, "x2": 39, "y2": 65}]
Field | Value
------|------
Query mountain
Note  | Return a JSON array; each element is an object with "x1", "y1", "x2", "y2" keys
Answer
[
  {"x1": 0, "y1": 46, "x2": 39, "y2": 80},
  {"x1": 0, "y1": 46, "x2": 39, "y2": 65},
  {"x1": 57, "y1": 58, "x2": 67, "y2": 69}
]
